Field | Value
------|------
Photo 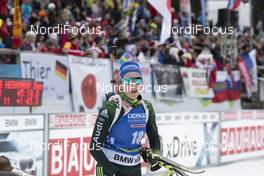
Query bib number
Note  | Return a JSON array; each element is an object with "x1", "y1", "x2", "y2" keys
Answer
[{"x1": 131, "y1": 131, "x2": 144, "y2": 145}]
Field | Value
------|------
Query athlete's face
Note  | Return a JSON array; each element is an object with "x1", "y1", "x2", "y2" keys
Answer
[{"x1": 121, "y1": 72, "x2": 143, "y2": 99}]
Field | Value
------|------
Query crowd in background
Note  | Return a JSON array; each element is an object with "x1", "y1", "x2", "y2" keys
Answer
[{"x1": 0, "y1": 0, "x2": 264, "y2": 69}]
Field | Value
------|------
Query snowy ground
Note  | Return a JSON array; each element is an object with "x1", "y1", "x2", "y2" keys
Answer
[
  {"x1": 146, "y1": 157, "x2": 264, "y2": 176},
  {"x1": 203, "y1": 158, "x2": 264, "y2": 176}
]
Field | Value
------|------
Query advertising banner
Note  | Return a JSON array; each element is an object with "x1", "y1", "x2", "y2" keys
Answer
[
  {"x1": 49, "y1": 113, "x2": 97, "y2": 129},
  {"x1": 0, "y1": 115, "x2": 44, "y2": 176},
  {"x1": 20, "y1": 53, "x2": 70, "y2": 106},
  {"x1": 156, "y1": 112, "x2": 220, "y2": 168},
  {"x1": 221, "y1": 120, "x2": 264, "y2": 162},
  {"x1": 181, "y1": 68, "x2": 214, "y2": 98},
  {"x1": 48, "y1": 130, "x2": 96, "y2": 176},
  {"x1": 256, "y1": 110, "x2": 264, "y2": 119},
  {"x1": 48, "y1": 113, "x2": 96, "y2": 176},
  {"x1": 69, "y1": 55, "x2": 112, "y2": 113},
  {"x1": 152, "y1": 64, "x2": 183, "y2": 101},
  {"x1": 221, "y1": 110, "x2": 264, "y2": 121},
  {"x1": 156, "y1": 112, "x2": 219, "y2": 124}
]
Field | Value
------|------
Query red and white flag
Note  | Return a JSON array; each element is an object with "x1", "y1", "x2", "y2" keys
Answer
[
  {"x1": 148, "y1": 0, "x2": 172, "y2": 43},
  {"x1": 227, "y1": 0, "x2": 241, "y2": 11}
]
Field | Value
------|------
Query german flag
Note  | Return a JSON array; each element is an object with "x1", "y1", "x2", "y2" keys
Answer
[{"x1": 55, "y1": 61, "x2": 68, "y2": 80}]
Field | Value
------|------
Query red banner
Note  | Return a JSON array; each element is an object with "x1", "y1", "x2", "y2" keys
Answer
[{"x1": 48, "y1": 137, "x2": 96, "y2": 176}]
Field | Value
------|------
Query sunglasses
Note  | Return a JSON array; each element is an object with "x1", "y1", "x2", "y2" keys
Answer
[{"x1": 122, "y1": 77, "x2": 143, "y2": 85}]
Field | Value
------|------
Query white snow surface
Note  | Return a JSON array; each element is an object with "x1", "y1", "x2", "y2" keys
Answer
[{"x1": 202, "y1": 158, "x2": 264, "y2": 176}]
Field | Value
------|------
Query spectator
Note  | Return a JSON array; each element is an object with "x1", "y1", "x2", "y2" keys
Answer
[
  {"x1": 0, "y1": 0, "x2": 8, "y2": 18},
  {"x1": 89, "y1": 36, "x2": 107, "y2": 58},
  {"x1": 47, "y1": 2, "x2": 57, "y2": 26},
  {"x1": 149, "y1": 47, "x2": 158, "y2": 64},
  {"x1": 157, "y1": 44, "x2": 166, "y2": 64},
  {"x1": 181, "y1": 52, "x2": 194, "y2": 68},
  {"x1": 21, "y1": 0, "x2": 32, "y2": 21},
  {"x1": 63, "y1": 33, "x2": 81, "y2": 54},
  {"x1": 256, "y1": 13, "x2": 264, "y2": 42},
  {"x1": 166, "y1": 47, "x2": 183, "y2": 66},
  {"x1": 0, "y1": 18, "x2": 10, "y2": 48},
  {"x1": 196, "y1": 47, "x2": 216, "y2": 70},
  {"x1": 21, "y1": 31, "x2": 36, "y2": 51},
  {"x1": 258, "y1": 48, "x2": 264, "y2": 65},
  {"x1": 241, "y1": 44, "x2": 251, "y2": 55},
  {"x1": 39, "y1": 33, "x2": 61, "y2": 53},
  {"x1": 138, "y1": 46, "x2": 149, "y2": 62},
  {"x1": 120, "y1": 44, "x2": 138, "y2": 62}
]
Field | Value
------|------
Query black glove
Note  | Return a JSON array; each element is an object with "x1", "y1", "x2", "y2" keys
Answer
[
  {"x1": 141, "y1": 147, "x2": 150, "y2": 163},
  {"x1": 141, "y1": 148, "x2": 162, "y2": 172}
]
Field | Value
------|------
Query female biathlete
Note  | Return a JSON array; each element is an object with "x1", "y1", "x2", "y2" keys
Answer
[{"x1": 90, "y1": 61, "x2": 161, "y2": 176}]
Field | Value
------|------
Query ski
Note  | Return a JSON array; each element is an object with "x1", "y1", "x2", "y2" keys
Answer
[{"x1": 142, "y1": 148, "x2": 205, "y2": 175}]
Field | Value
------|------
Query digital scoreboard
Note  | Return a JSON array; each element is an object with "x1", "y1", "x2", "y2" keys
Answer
[{"x1": 0, "y1": 79, "x2": 43, "y2": 106}]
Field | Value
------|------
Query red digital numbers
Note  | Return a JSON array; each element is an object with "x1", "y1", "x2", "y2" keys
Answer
[{"x1": 0, "y1": 79, "x2": 43, "y2": 106}]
